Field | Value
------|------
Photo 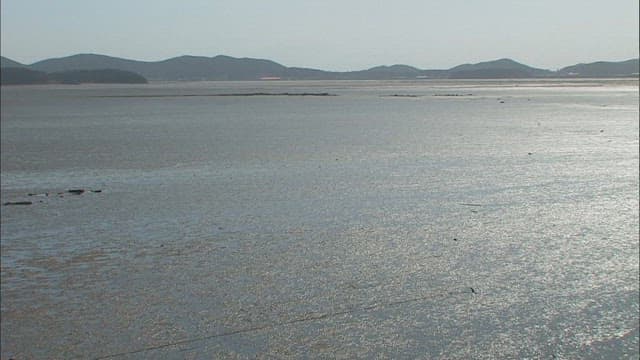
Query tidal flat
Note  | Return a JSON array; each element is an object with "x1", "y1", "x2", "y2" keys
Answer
[{"x1": 1, "y1": 79, "x2": 638, "y2": 359}]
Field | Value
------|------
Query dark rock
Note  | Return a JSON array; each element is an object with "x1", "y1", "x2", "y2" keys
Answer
[
  {"x1": 67, "y1": 189, "x2": 86, "y2": 195},
  {"x1": 384, "y1": 94, "x2": 420, "y2": 98},
  {"x1": 433, "y1": 93, "x2": 473, "y2": 97},
  {"x1": 4, "y1": 201, "x2": 33, "y2": 206}
]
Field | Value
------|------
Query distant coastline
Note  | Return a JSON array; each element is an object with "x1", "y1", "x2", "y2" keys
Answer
[
  {"x1": 1, "y1": 54, "x2": 638, "y2": 84},
  {"x1": 0, "y1": 67, "x2": 147, "y2": 85}
]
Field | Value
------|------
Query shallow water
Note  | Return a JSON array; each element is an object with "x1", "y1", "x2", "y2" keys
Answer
[{"x1": 1, "y1": 79, "x2": 638, "y2": 359}]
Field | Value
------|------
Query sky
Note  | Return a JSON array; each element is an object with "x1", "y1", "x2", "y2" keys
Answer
[{"x1": 1, "y1": 0, "x2": 638, "y2": 71}]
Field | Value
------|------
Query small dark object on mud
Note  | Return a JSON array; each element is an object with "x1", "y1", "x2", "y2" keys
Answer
[
  {"x1": 28, "y1": 192, "x2": 49, "y2": 197},
  {"x1": 102, "y1": 92, "x2": 336, "y2": 98},
  {"x1": 433, "y1": 93, "x2": 473, "y2": 97},
  {"x1": 528, "y1": 152, "x2": 533, "y2": 155},
  {"x1": 4, "y1": 201, "x2": 33, "y2": 206},
  {"x1": 453, "y1": 238, "x2": 458, "y2": 241},
  {"x1": 384, "y1": 94, "x2": 420, "y2": 98},
  {"x1": 470, "y1": 287, "x2": 476, "y2": 294},
  {"x1": 68, "y1": 189, "x2": 86, "y2": 195},
  {"x1": 91, "y1": 190, "x2": 103, "y2": 193},
  {"x1": 500, "y1": 101, "x2": 505, "y2": 103}
]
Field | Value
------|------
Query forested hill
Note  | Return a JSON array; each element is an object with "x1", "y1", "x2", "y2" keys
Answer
[
  {"x1": 1, "y1": 66, "x2": 148, "y2": 85},
  {"x1": 2, "y1": 54, "x2": 638, "y2": 82},
  {"x1": 1, "y1": 56, "x2": 27, "y2": 68},
  {"x1": 558, "y1": 59, "x2": 639, "y2": 77}
]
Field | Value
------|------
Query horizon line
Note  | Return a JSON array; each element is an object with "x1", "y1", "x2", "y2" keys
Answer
[{"x1": 2, "y1": 52, "x2": 639, "y2": 73}]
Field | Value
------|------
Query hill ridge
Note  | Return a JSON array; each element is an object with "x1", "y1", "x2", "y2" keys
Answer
[{"x1": 2, "y1": 54, "x2": 638, "y2": 80}]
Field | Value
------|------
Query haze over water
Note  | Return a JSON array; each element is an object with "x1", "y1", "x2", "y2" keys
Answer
[{"x1": 1, "y1": 79, "x2": 638, "y2": 358}]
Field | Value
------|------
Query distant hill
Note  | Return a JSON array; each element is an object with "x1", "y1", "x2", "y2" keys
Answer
[
  {"x1": 1, "y1": 67, "x2": 49, "y2": 85},
  {"x1": 345, "y1": 64, "x2": 424, "y2": 80},
  {"x1": 1, "y1": 56, "x2": 27, "y2": 68},
  {"x1": 29, "y1": 54, "x2": 290, "y2": 81},
  {"x1": 48, "y1": 69, "x2": 148, "y2": 84},
  {"x1": 18, "y1": 54, "x2": 557, "y2": 80},
  {"x1": 2, "y1": 54, "x2": 638, "y2": 81},
  {"x1": 13, "y1": 53, "x2": 464, "y2": 80},
  {"x1": 558, "y1": 59, "x2": 639, "y2": 77},
  {"x1": 283, "y1": 65, "x2": 448, "y2": 80},
  {"x1": 30, "y1": 54, "x2": 144, "y2": 74},
  {"x1": 449, "y1": 58, "x2": 553, "y2": 78},
  {"x1": 1, "y1": 66, "x2": 147, "y2": 85}
]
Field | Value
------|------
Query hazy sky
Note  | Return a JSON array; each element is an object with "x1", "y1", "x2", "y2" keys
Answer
[{"x1": 1, "y1": 0, "x2": 638, "y2": 71}]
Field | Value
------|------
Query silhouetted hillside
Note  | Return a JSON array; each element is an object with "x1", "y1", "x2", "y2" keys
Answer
[
  {"x1": 448, "y1": 58, "x2": 553, "y2": 78},
  {"x1": 558, "y1": 59, "x2": 639, "y2": 77},
  {"x1": 1, "y1": 67, "x2": 48, "y2": 85},
  {"x1": 29, "y1": 54, "x2": 290, "y2": 81},
  {"x1": 344, "y1": 65, "x2": 424, "y2": 80},
  {"x1": 2, "y1": 54, "x2": 638, "y2": 81},
  {"x1": 48, "y1": 69, "x2": 148, "y2": 84},
  {"x1": 449, "y1": 68, "x2": 532, "y2": 79},
  {"x1": 29, "y1": 54, "x2": 145, "y2": 74},
  {"x1": 282, "y1": 67, "x2": 340, "y2": 80},
  {"x1": 1, "y1": 56, "x2": 27, "y2": 68},
  {"x1": 26, "y1": 54, "x2": 556, "y2": 80},
  {"x1": 1, "y1": 66, "x2": 147, "y2": 85},
  {"x1": 162, "y1": 55, "x2": 288, "y2": 80}
]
